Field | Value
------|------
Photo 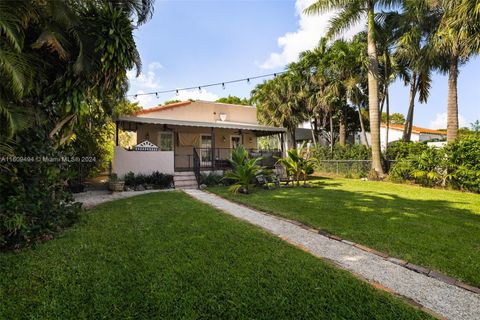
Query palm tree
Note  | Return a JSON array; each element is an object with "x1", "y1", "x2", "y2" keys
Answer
[
  {"x1": 433, "y1": 0, "x2": 480, "y2": 142},
  {"x1": 252, "y1": 73, "x2": 306, "y2": 149},
  {"x1": 305, "y1": 0, "x2": 401, "y2": 176},
  {"x1": 390, "y1": 3, "x2": 439, "y2": 142},
  {"x1": 344, "y1": 34, "x2": 370, "y2": 147}
]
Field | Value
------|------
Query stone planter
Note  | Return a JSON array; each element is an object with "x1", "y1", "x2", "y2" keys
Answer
[{"x1": 109, "y1": 180, "x2": 125, "y2": 192}]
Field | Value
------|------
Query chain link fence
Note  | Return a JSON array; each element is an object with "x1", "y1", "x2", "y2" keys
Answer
[{"x1": 316, "y1": 160, "x2": 396, "y2": 178}]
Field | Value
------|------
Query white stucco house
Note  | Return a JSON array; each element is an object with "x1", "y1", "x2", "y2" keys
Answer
[
  {"x1": 113, "y1": 100, "x2": 286, "y2": 185},
  {"x1": 364, "y1": 123, "x2": 447, "y2": 150}
]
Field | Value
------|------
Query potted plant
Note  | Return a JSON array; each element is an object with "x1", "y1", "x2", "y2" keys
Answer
[{"x1": 109, "y1": 173, "x2": 125, "y2": 192}]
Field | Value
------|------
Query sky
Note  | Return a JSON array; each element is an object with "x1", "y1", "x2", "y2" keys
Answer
[{"x1": 128, "y1": 0, "x2": 480, "y2": 129}]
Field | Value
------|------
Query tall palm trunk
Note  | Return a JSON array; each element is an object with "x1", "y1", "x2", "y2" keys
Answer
[
  {"x1": 403, "y1": 72, "x2": 417, "y2": 142},
  {"x1": 383, "y1": 51, "x2": 390, "y2": 151},
  {"x1": 329, "y1": 111, "x2": 334, "y2": 156},
  {"x1": 447, "y1": 55, "x2": 459, "y2": 143},
  {"x1": 385, "y1": 87, "x2": 390, "y2": 153},
  {"x1": 357, "y1": 107, "x2": 369, "y2": 147},
  {"x1": 367, "y1": 5, "x2": 384, "y2": 176},
  {"x1": 339, "y1": 108, "x2": 346, "y2": 146}
]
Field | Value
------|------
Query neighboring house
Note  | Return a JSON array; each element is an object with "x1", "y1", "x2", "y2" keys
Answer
[
  {"x1": 296, "y1": 121, "x2": 354, "y2": 147},
  {"x1": 113, "y1": 100, "x2": 286, "y2": 180},
  {"x1": 363, "y1": 123, "x2": 447, "y2": 150}
]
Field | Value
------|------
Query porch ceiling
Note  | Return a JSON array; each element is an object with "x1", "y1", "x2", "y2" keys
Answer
[{"x1": 117, "y1": 116, "x2": 286, "y2": 136}]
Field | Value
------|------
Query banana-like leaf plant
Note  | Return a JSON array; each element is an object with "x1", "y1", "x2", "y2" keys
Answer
[{"x1": 276, "y1": 141, "x2": 315, "y2": 187}]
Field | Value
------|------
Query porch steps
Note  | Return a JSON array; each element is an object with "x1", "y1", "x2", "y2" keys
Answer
[{"x1": 174, "y1": 172, "x2": 198, "y2": 189}]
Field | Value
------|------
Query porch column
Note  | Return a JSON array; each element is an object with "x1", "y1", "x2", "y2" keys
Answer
[
  {"x1": 211, "y1": 127, "x2": 215, "y2": 171},
  {"x1": 115, "y1": 121, "x2": 119, "y2": 146}
]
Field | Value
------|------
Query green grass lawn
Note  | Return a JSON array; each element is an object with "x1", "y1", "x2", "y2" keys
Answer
[
  {"x1": 209, "y1": 178, "x2": 480, "y2": 288},
  {"x1": 0, "y1": 192, "x2": 431, "y2": 319}
]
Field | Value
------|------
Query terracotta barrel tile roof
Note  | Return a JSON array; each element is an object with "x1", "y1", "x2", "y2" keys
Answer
[
  {"x1": 381, "y1": 123, "x2": 446, "y2": 135},
  {"x1": 135, "y1": 101, "x2": 192, "y2": 115}
]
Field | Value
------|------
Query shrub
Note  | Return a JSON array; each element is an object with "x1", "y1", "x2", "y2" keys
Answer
[
  {"x1": 123, "y1": 171, "x2": 173, "y2": 189},
  {"x1": 199, "y1": 172, "x2": 224, "y2": 187},
  {"x1": 386, "y1": 141, "x2": 429, "y2": 160},
  {"x1": 445, "y1": 136, "x2": 480, "y2": 193},
  {"x1": 389, "y1": 136, "x2": 480, "y2": 193},
  {"x1": 0, "y1": 128, "x2": 81, "y2": 250},
  {"x1": 389, "y1": 148, "x2": 447, "y2": 186}
]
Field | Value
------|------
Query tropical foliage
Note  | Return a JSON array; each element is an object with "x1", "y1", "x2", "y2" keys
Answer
[
  {"x1": 224, "y1": 146, "x2": 265, "y2": 194},
  {"x1": 252, "y1": 0, "x2": 480, "y2": 176},
  {"x1": 276, "y1": 142, "x2": 315, "y2": 186},
  {"x1": 389, "y1": 136, "x2": 480, "y2": 193},
  {"x1": 0, "y1": 0, "x2": 153, "y2": 250}
]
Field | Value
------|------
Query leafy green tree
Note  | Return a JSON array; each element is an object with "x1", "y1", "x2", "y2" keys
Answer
[
  {"x1": 471, "y1": 120, "x2": 480, "y2": 133},
  {"x1": 216, "y1": 96, "x2": 251, "y2": 106},
  {"x1": 381, "y1": 112, "x2": 405, "y2": 124}
]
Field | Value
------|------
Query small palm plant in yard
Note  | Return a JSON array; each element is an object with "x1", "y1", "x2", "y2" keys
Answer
[
  {"x1": 277, "y1": 142, "x2": 315, "y2": 186},
  {"x1": 224, "y1": 146, "x2": 265, "y2": 194}
]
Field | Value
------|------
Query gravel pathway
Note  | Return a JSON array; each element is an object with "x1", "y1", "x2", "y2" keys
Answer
[
  {"x1": 74, "y1": 189, "x2": 173, "y2": 209},
  {"x1": 184, "y1": 189, "x2": 480, "y2": 320}
]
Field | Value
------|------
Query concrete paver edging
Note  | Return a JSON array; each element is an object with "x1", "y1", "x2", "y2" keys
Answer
[{"x1": 184, "y1": 189, "x2": 480, "y2": 320}]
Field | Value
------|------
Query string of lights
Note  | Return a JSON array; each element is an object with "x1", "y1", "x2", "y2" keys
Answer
[{"x1": 126, "y1": 71, "x2": 287, "y2": 98}]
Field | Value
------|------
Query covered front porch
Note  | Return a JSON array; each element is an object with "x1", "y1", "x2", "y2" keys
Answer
[{"x1": 113, "y1": 116, "x2": 286, "y2": 177}]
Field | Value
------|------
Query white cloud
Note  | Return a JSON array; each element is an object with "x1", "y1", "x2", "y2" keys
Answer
[
  {"x1": 170, "y1": 89, "x2": 219, "y2": 102},
  {"x1": 131, "y1": 90, "x2": 158, "y2": 109},
  {"x1": 127, "y1": 61, "x2": 164, "y2": 108},
  {"x1": 260, "y1": 0, "x2": 365, "y2": 69},
  {"x1": 429, "y1": 112, "x2": 467, "y2": 130}
]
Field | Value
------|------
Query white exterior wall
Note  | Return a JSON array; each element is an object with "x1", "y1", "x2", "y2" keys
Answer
[
  {"x1": 380, "y1": 127, "x2": 420, "y2": 150},
  {"x1": 366, "y1": 128, "x2": 420, "y2": 150},
  {"x1": 113, "y1": 146, "x2": 174, "y2": 177}
]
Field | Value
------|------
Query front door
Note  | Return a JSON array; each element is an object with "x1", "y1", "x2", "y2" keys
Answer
[
  {"x1": 230, "y1": 135, "x2": 241, "y2": 149},
  {"x1": 200, "y1": 134, "x2": 212, "y2": 165}
]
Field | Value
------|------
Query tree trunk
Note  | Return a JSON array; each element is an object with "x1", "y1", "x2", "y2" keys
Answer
[
  {"x1": 329, "y1": 111, "x2": 334, "y2": 156},
  {"x1": 385, "y1": 86, "x2": 390, "y2": 153},
  {"x1": 367, "y1": 4, "x2": 384, "y2": 176},
  {"x1": 339, "y1": 108, "x2": 346, "y2": 146},
  {"x1": 358, "y1": 107, "x2": 369, "y2": 147},
  {"x1": 311, "y1": 120, "x2": 317, "y2": 147},
  {"x1": 403, "y1": 72, "x2": 417, "y2": 142},
  {"x1": 290, "y1": 128, "x2": 297, "y2": 149},
  {"x1": 447, "y1": 55, "x2": 459, "y2": 143},
  {"x1": 382, "y1": 50, "x2": 389, "y2": 151}
]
